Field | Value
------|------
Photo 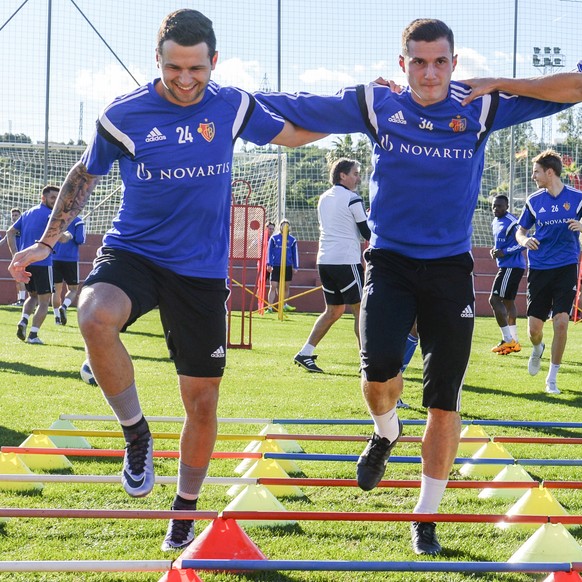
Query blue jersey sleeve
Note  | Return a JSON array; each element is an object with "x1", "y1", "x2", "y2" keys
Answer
[
  {"x1": 491, "y1": 91, "x2": 573, "y2": 131},
  {"x1": 255, "y1": 85, "x2": 371, "y2": 135}
]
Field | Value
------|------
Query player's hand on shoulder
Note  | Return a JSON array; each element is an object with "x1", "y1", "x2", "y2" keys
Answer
[
  {"x1": 373, "y1": 77, "x2": 404, "y2": 94},
  {"x1": 460, "y1": 78, "x2": 499, "y2": 106}
]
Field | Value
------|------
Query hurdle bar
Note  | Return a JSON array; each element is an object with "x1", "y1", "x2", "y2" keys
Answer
[
  {"x1": 0, "y1": 475, "x2": 253, "y2": 485},
  {"x1": 262, "y1": 453, "x2": 582, "y2": 467},
  {"x1": 58, "y1": 414, "x2": 582, "y2": 429},
  {"x1": 0, "y1": 560, "x2": 173, "y2": 573},
  {"x1": 1, "y1": 447, "x2": 262, "y2": 459},
  {"x1": 181, "y1": 559, "x2": 582, "y2": 573},
  {"x1": 219, "y1": 511, "x2": 582, "y2": 525},
  {"x1": 0, "y1": 508, "x2": 217, "y2": 519}
]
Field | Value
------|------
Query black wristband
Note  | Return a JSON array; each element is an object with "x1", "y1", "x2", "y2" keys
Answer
[{"x1": 35, "y1": 239, "x2": 55, "y2": 253}]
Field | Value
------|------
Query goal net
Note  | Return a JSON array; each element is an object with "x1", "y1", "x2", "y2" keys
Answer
[{"x1": 0, "y1": 145, "x2": 285, "y2": 236}]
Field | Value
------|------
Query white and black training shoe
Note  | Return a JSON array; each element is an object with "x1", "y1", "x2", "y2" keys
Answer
[
  {"x1": 294, "y1": 353, "x2": 323, "y2": 373},
  {"x1": 122, "y1": 430, "x2": 154, "y2": 498},
  {"x1": 161, "y1": 501, "x2": 196, "y2": 552}
]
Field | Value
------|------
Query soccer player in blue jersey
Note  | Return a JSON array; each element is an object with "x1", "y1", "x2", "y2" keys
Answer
[
  {"x1": 9, "y1": 9, "x2": 321, "y2": 552},
  {"x1": 0, "y1": 208, "x2": 27, "y2": 305},
  {"x1": 266, "y1": 219, "x2": 299, "y2": 312},
  {"x1": 6, "y1": 186, "x2": 64, "y2": 344},
  {"x1": 489, "y1": 195, "x2": 526, "y2": 355},
  {"x1": 256, "y1": 18, "x2": 582, "y2": 555},
  {"x1": 51, "y1": 215, "x2": 86, "y2": 325},
  {"x1": 515, "y1": 150, "x2": 582, "y2": 395}
]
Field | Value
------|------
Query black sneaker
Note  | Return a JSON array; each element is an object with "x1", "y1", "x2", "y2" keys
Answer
[
  {"x1": 294, "y1": 353, "x2": 323, "y2": 373},
  {"x1": 17, "y1": 321, "x2": 27, "y2": 341},
  {"x1": 411, "y1": 521, "x2": 442, "y2": 555},
  {"x1": 396, "y1": 398, "x2": 410, "y2": 409},
  {"x1": 122, "y1": 430, "x2": 154, "y2": 498},
  {"x1": 356, "y1": 421, "x2": 403, "y2": 491},
  {"x1": 55, "y1": 316, "x2": 62, "y2": 325},
  {"x1": 59, "y1": 306, "x2": 67, "y2": 326},
  {"x1": 161, "y1": 501, "x2": 196, "y2": 551}
]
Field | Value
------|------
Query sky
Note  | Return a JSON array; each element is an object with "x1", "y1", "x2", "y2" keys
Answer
[{"x1": 1, "y1": 0, "x2": 581, "y2": 145}]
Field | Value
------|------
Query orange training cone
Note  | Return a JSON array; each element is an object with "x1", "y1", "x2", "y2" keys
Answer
[
  {"x1": 158, "y1": 568, "x2": 203, "y2": 582},
  {"x1": 508, "y1": 523, "x2": 582, "y2": 563},
  {"x1": 497, "y1": 486, "x2": 569, "y2": 530},
  {"x1": 542, "y1": 572, "x2": 582, "y2": 582}
]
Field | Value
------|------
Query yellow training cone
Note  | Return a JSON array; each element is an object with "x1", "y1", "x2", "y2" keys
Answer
[
  {"x1": 497, "y1": 486, "x2": 569, "y2": 530},
  {"x1": 259, "y1": 423, "x2": 304, "y2": 453},
  {"x1": 222, "y1": 484, "x2": 296, "y2": 527},
  {"x1": 0, "y1": 452, "x2": 43, "y2": 492},
  {"x1": 235, "y1": 439, "x2": 301, "y2": 475},
  {"x1": 228, "y1": 459, "x2": 305, "y2": 498},
  {"x1": 17, "y1": 434, "x2": 73, "y2": 470},
  {"x1": 459, "y1": 442, "x2": 513, "y2": 478},
  {"x1": 508, "y1": 523, "x2": 582, "y2": 563},
  {"x1": 478, "y1": 465, "x2": 536, "y2": 500},
  {"x1": 47, "y1": 420, "x2": 92, "y2": 449},
  {"x1": 457, "y1": 425, "x2": 491, "y2": 456}
]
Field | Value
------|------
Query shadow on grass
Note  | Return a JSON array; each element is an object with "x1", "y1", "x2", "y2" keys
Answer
[
  {"x1": 462, "y1": 383, "x2": 582, "y2": 415},
  {"x1": 0, "y1": 360, "x2": 82, "y2": 380},
  {"x1": 0, "y1": 425, "x2": 28, "y2": 446}
]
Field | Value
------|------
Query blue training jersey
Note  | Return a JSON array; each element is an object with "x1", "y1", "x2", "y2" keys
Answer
[
  {"x1": 518, "y1": 185, "x2": 582, "y2": 270},
  {"x1": 54, "y1": 216, "x2": 86, "y2": 262},
  {"x1": 81, "y1": 79, "x2": 285, "y2": 278},
  {"x1": 13, "y1": 204, "x2": 52, "y2": 267},
  {"x1": 257, "y1": 83, "x2": 572, "y2": 259},
  {"x1": 268, "y1": 233, "x2": 299, "y2": 268},
  {"x1": 491, "y1": 212, "x2": 525, "y2": 269}
]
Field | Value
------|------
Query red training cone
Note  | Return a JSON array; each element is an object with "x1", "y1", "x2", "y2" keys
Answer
[
  {"x1": 542, "y1": 572, "x2": 582, "y2": 581},
  {"x1": 158, "y1": 568, "x2": 203, "y2": 582}
]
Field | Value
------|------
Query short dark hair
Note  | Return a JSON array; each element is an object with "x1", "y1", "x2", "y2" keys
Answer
[
  {"x1": 493, "y1": 194, "x2": 509, "y2": 204},
  {"x1": 157, "y1": 9, "x2": 216, "y2": 59},
  {"x1": 41, "y1": 185, "x2": 59, "y2": 197},
  {"x1": 329, "y1": 158, "x2": 359, "y2": 185},
  {"x1": 532, "y1": 149, "x2": 562, "y2": 177},
  {"x1": 402, "y1": 19, "x2": 454, "y2": 56}
]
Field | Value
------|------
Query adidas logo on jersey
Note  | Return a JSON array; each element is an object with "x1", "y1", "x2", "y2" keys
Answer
[
  {"x1": 210, "y1": 346, "x2": 225, "y2": 358},
  {"x1": 460, "y1": 305, "x2": 474, "y2": 318},
  {"x1": 145, "y1": 127, "x2": 167, "y2": 142},
  {"x1": 388, "y1": 110, "x2": 407, "y2": 124},
  {"x1": 539, "y1": 206, "x2": 546, "y2": 213}
]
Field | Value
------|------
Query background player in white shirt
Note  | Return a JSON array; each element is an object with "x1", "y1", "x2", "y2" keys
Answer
[{"x1": 294, "y1": 158, "x2": 370, "y2": 373}]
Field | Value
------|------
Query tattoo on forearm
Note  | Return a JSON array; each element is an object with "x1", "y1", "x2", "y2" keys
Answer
[{"x1": 46, "y1": 162, "x2": 100, "y2": 240}]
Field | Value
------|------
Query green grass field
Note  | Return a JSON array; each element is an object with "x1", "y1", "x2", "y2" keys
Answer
[{"x1": 0, "y1": 304, "x2": 580, "y2": 582}]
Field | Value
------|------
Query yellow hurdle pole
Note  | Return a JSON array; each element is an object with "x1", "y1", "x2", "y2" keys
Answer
[{"x1": 278, "y1": 222, "x2": 289, "y2": 321}]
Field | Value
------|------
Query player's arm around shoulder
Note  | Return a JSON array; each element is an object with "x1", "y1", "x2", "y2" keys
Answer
[
  {"x1": 461, "y1": 71, "x2": 582, "y2": 105},
  {"x1": 271, "y1": 121, "x2": 327, "y2": 147}
]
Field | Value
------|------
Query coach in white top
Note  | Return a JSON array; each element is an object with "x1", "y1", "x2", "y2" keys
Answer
[{"x1": 294, "y1": 158, "x2": 371, "y2": 373}]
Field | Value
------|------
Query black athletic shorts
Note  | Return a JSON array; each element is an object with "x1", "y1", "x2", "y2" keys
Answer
[
  {"x1": 318, "y1": 263, "x2": 364, "y2": 305},
  {"x1": 25, "y1": 265, "x2": 53, "y2": 295},
  {"x1": 270, "y1": 265, "x2": 293, "y2": 282},
  {"x1": 360, "y1": 248, "x2": 475, "y2": 412},
  {"x1": 490, "y1": 267, "x2": 524, "y2": 301},
  {"x1": 53, "y1": 260, "x2": 80, "y2": 286},
  {"x1": 83, "y1": 247, "x2": 229, "y2": 377},
  {"x1": 526, "y1": 263, "x2": 578, "y2": 321}
]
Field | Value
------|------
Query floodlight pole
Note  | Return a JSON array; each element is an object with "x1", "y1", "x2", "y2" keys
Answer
[{"x1": 508, "y1": 0, "x2": 519, "y2": 211}]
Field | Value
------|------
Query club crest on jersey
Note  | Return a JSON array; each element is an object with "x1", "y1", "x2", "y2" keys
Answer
[
  {"x1": 449, "y1": 116, "x2": 467, "y2": 133},
  {"x1": 198, "y1": 121, "x2": 215, "y2": 142},
  {"x1": 563, "y1": 202, "x2": 571, "y2": 211}
]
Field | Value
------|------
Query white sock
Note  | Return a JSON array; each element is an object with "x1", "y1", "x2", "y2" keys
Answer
[
  {"x1": 413, "y1": 474, "x2": 448, "y2": 514},
  {"x1": 371, "y1": 407, "x2": 399, "y2": 442},
  {"x1": 53, "y1": 308, "x2": 60, "y2": 318},
  {"x1": 546, "y1": 363, "x2": 560, "y2": 383},
  {"x1": 533, "y1": 342, "x2": 544, "y2": 356},
  {"x1": 300, "y1": 343, "x2": 315, "y2": 356},
  {"x1": 509, "y1": 325, "x2": 518, "y2": 342},
  {"x1": 500, "y1": 325, "x2": 512, "y2": 342},
  {"x1": 63, "y1": 298, "x2": 72, "y2": 309},
  {"x1": 21, "y1": 313, "x2": 30, "y2": 322},
  {"x1": 18, "y1": 290, "x2": 26, "y2": 300}
]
